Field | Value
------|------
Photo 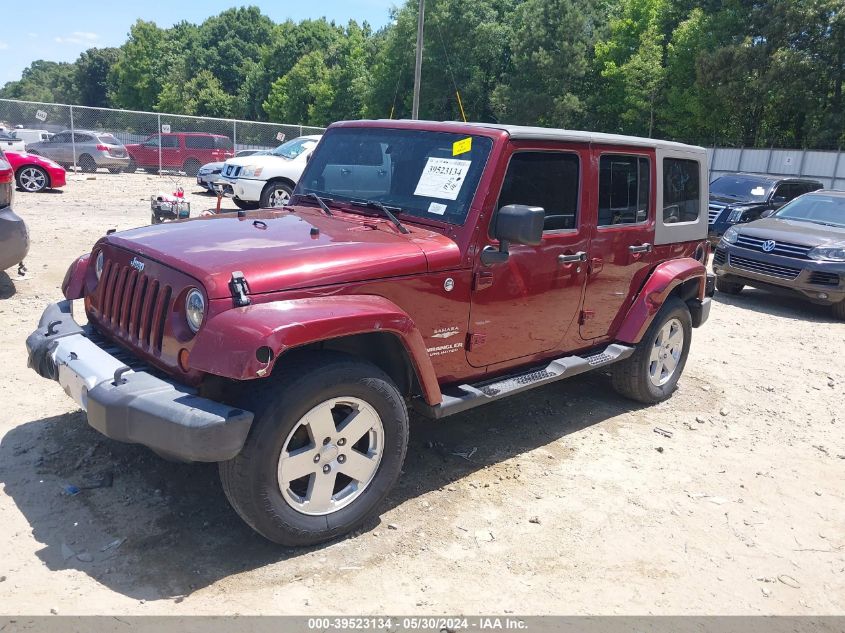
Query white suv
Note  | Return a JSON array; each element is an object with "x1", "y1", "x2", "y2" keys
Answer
[{"x1": 221, "y1": 135, "x2": 321, "y2": 209}]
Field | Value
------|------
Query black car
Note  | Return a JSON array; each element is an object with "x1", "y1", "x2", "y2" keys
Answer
[{"x1": 708, "y1": 174, "x2": 822, "y2": 241}]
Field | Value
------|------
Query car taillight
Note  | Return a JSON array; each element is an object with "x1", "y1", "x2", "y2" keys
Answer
[
  {"x1": 0, "y1": 170, "x2": 12, "y2": 208},
  {"x1": 96, "y1": 144, "x2": 109, "y2": 151}
]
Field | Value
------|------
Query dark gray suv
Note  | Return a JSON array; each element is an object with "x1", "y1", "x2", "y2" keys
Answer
[{"x1": 713, "y1": 190, "x2": 845, "y2": 319}]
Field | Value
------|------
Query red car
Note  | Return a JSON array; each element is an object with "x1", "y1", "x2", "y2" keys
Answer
[
  {"x1": 125, "y1": 132, "x2": 234, "y2": 176},
  {"x1": 5, "y1": 151, "x2": 66, "y2": 193},
  {"x1": 29, "y1": 119, "x2": 714, "y2": 546}
]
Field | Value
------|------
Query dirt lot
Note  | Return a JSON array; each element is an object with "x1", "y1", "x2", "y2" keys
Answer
[{"x1": 0, "y1": 172, "x2": 843, "y2": 616}]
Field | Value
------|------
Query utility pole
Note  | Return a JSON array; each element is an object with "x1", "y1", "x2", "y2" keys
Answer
[{"x1": 412, "y1": 0, "x2": 425, "y2": 120}]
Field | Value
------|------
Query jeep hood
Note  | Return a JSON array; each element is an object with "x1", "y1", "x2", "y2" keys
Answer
[
  {"x1": 739, "y1": 217, "x2": 845, "y2": 246},
  {"x1": 103, "y1": 209, "x2": 460, "y2": 299}
]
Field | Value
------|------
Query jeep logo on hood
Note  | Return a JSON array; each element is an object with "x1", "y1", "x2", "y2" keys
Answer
[{"x1": 129, "y1": 257, "x2": 145, "y2": 272}]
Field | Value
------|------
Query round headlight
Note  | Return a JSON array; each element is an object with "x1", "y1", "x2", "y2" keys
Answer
[
  {"x1": 723, "y1": 226, "x2": 739, "y2": 244},
  {"x1": 185, "y1": 289, "x2": 205, "y2": 333},
  {"x1": 95, "y1": 251, "x2": 104, "y2": 280}
]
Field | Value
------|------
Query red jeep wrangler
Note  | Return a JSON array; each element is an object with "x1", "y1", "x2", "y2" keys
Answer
[
  {"x1": 125, "y1": 132, "x2": 234, "y2": 176},
  {"x1": 27, "y1": 121, "x2": 713, "y2": 545}
]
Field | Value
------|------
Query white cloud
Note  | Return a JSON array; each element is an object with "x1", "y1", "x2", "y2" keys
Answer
[
  {"x1": 54, "y1": 31, "x2": 99, "y2": 45},
  {"x1": 0, "y1": 41, "x2": 8, "y2": 50}
]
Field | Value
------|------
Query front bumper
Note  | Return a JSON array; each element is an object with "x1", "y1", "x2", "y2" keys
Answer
[
  {"x1": 713, "y1": 244, "x2": 845, "y2": 305},
  {"x1": 229, "y1": 177, "x2": 264, "y2": 202},
  {"x1": 25, "y1": 300, "x2": 254, "y2": 462},
  {"x1": 197, "y1": 172, "x2": 221, "y2": 190}
]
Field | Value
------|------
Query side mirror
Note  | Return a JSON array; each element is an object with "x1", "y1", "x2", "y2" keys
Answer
[
  {"x1": 771, "y1": 195, "x2": 787, "y2": 207},
  {"x1": 481, "y1": 204, "x2": 545, "y2": 265},
  {"x1": 761, "y1": 209, "x2": 776, "y2": 218}
]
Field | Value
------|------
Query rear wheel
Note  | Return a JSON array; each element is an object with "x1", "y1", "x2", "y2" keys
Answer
[
  {"x1": 612, "y1": 296, "x2": 692, "y2": 404},
  {"x1": 233, "y1": 196, "x2": 259, "y2": 211},
  {"x1": 183, "y1": 159, "x2": 201, "y2": 177},
  {"x1": 16, "y1": 166, "x2": 49, "y2": 192},
  {"x1": 126, "y1": 159, "x2": 137, "y2": 173},
  {"x1": 833, "y1": 300, "x2": 845, "y2": 321},
  {"x1": 259, "y1": 180, "x2": 293, "y2": 208},
  {"x1": 715, "y1": 278, "x2": 743, "y2": 295},
  {"x1": 79, "y1": 154, "x2": 97, "y2": 173},
  {"x1": 108, "y1": 167, "x2": 123, "y2": 174},
  {"x1": 219, "y1": 352, "x2": 409, "y2": 546}
]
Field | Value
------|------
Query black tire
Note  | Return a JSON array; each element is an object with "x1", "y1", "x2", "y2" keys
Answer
[
  {"x1": 183, "y1": 159, "x2": 201, "y2": 177},
  {"x1": 611, "y1": 296, "x2": 692, "y2": 404},
  {"x1": 127, "y1": 159, "x2": 137, "y2": 173},
  {"x1": 715, "y1": 277, "x2": 743, "y2": 295},
  {"x1": 108, "y1": 167, "x2": 123, "y2": 174},
  {"x1": 259, "y1": 180, "x2": 294, "y2": 208},
  {"x1": 79, "y1": 154, "x2": 97, "y2": 173},
  {"x1": 15, "y1": 165, "x2": 49, "y2": 192},
  {"x1": 219, "y1": 352, "x2": 409, "y2": 546},
  {"x1": 232, "y1": 196, "x2": 260, "y2": 211},
  {"x1": 833, "y1": 300, "x2": 845, "y2": 321}
]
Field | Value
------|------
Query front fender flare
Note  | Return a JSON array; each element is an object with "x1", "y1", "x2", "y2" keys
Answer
[
  {"x1": 190, "y1": 295, "x2": 442, "y2": 404},
  {"x1": 616, "y1": 258, "x2": 706, "y2": 344},
  {"x1": 62, "y1": 253, "x2": 90, "y2": 300}
]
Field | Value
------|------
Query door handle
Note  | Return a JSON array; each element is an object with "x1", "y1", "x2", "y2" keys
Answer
[
  {"x1": 340, "y1": 168, "x2": 351, "y2": 176},
  {"x1": 629, "y1": 243, "x2": 653, "y2": 254},
  {"x1": 558, "y1": 251, "x2": 587, "y2": 264}
]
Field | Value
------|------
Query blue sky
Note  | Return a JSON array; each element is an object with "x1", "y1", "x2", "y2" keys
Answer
[{"x1": 0, "y1": 1, "x2": 397, "y2": 85}]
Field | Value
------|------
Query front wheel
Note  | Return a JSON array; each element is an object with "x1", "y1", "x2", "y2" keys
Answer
[
  {"x1": 716, "y1": 278, "x2": 743, "y2": 295},
  {"x1": 611, "y1": 296, "x2": 692, "y2": 404},
  {"x1": 833, "y1": 300, "x2": 845, "y2": 321},
  {"x1": 16, "y1": 166, "x2": 49, "y2": 192},
  {"x1": 219, "y1": 352, "x2": 409, "y2": 546},
  {"x1": 232, "y1": 196, "x2": 259, "y2": 211},
  {"x1": 259, "y1": 180, "x2": 293, "y2": 208}
]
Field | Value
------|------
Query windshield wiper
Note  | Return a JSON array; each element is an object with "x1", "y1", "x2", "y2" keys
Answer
[
  {"x1": 293, "y1": 192, "x2": 333, "y2": 216},
  {"x1": 349, "y1": 199, "x2": 410, "y2": 234}
]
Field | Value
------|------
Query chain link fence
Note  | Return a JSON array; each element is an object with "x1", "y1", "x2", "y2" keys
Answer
[{"x1": 0, "y1": 98, "x2": 325, "y2": 176}]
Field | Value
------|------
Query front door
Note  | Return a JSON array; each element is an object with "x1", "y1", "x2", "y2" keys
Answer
[
  {"x1": 580, "y1": 149, "x2": 656, "y2": 340},
  {"x1": 467, "y1": 147, "x2": 590, "y2": 368}
]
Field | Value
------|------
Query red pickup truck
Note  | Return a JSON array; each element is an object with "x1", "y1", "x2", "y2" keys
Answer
[
  {"x1": 27, "y1": 120, "x2": 714, "y2": 546},
  {"x1": 125, "y1": 132, "x2": 234, "y2": 176}
]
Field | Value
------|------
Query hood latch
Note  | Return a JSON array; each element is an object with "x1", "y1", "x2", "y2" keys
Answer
[{"x1": 229, "y1": 271, "x2": 251, "y2": 307}]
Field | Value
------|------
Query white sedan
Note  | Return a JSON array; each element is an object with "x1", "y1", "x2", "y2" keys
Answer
[{"x1": 221, "y1": 135, "x2": 322, "y2": 209}]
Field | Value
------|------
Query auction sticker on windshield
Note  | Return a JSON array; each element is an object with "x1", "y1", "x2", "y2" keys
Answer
[{"x1": 414, "y1": 157, "x2": 471, "y2": 201}]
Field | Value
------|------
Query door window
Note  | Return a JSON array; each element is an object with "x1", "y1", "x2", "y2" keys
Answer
[
  {"x1": 496, "y1": 152, "x2": 580, "y2": 232},
  {"x1": 662, "y1": 158, "x2": 700, "y2": 223},
  {"x1": 143, "y1": 135, "x2": 160, "y2": 147},
  {"x1": 161, "y1": 135, "x2": 179, "y2": 148},
  {"x1": 598, "y1": 155, "x2": 650, "y2": 226}
]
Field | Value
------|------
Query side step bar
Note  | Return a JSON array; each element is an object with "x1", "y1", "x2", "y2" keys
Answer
[{"x1": 416, "y1": 343, "x2": 635, "y2": 419}]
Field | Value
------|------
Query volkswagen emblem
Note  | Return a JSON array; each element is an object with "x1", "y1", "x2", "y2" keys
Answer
[
  {"x1": 129, "y1": 257, "x2": 145, "y2": 272},
  {"x1": 761, "y1": 240, "x2": 776, "y2": 253}
]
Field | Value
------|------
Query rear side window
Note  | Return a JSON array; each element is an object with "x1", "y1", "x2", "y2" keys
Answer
[
  {"x1": 663, "y1": 158, "x2": 700, "y2": 223},
  {"x1": 161, "y1": 135, "x2": 179, "y2": 148},
  {"x1": 214, "y1": 136, "x2": 233, "y2": 150},
  {"x1": 598, "y1": 155, "x2": 649, "y2": 226},
  {"x1": 497, "y1": 152, "x2": 580, "y2": 232},
  {"x1": 97, "y1": 134, "x2": 121, "y2": 146}
]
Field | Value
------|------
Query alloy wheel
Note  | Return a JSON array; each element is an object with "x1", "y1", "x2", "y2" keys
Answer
[
  {"x1": 19, "y1": 167, "x2": 47, "y2": 192},
  {"x1": 277, "y1": 397, "x2": 384, "y2": 516},
  {"x1": 648, "y1": 318, "x2": 684, "y2": 387}
]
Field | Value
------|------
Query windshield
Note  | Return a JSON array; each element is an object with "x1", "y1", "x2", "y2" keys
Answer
[
  {"x1": 710, "y1": 175, "x2": 772, "y2": 203},
  {"x1": 272, "y1": 137, "x2": 318, "y2": 160},
  {"x1": 775, "y1": 193, "x2": 845, "y2": 228},
  {"x1": 297, "y1": 127, "x2": 494, "y2": 225}
]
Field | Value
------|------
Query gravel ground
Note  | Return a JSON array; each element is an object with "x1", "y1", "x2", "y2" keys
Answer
[{"x1": 0, "y1": 172, "x2": 843, "y2": 615}]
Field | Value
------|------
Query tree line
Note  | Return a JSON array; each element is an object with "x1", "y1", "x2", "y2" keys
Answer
[{"x1": 2, "y1": 1, "x2": 843, "y2": 148}]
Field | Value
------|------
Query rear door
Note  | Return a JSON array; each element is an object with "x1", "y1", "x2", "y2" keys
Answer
[
  {"x1": 466, "y1": 144, "x2": 590, "y2": 368},
  {"x1": 160, "y1": 134, "x2": 181, "y2": 168},
  {"x1": 580, "y1": 148, "x2": 656, "y2": 340}
]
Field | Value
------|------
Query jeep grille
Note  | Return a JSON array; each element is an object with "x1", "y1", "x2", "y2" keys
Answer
[{"x1": 97, "y1": 258, "x2": 172, "y2": 353}]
